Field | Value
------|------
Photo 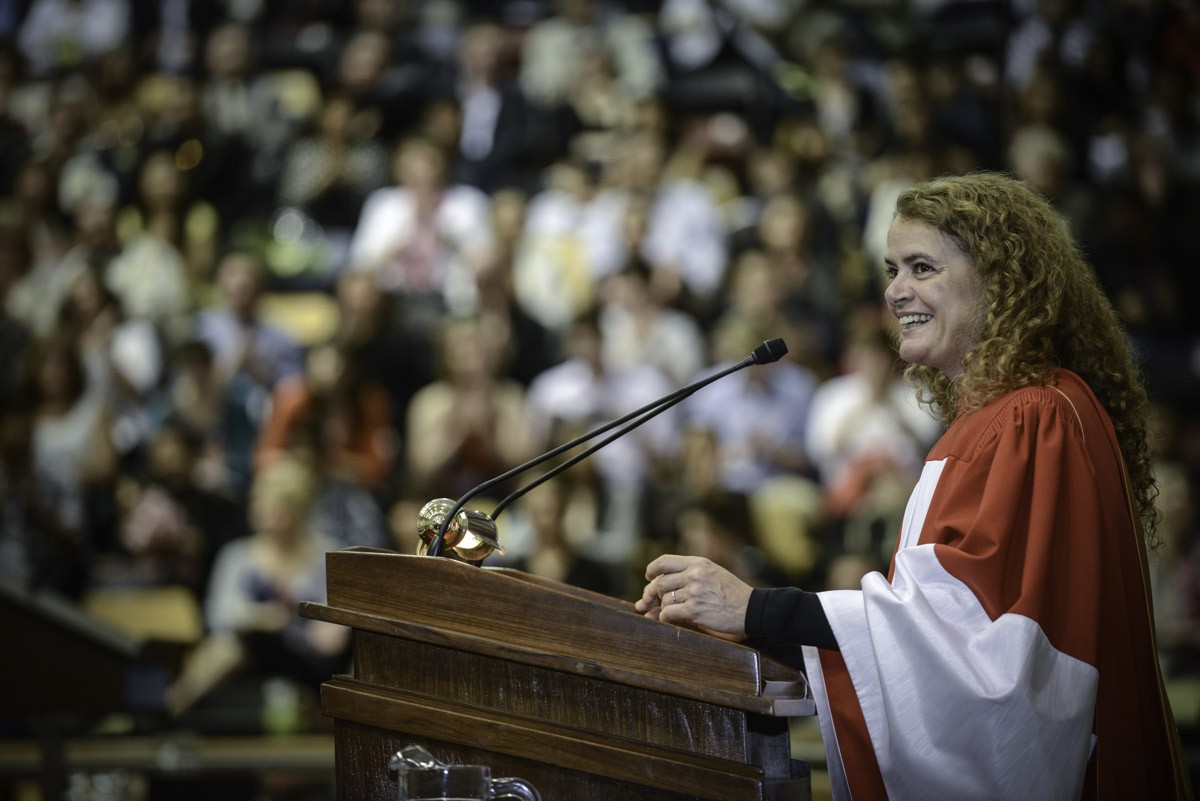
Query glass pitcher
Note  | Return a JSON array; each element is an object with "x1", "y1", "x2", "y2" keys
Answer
[{"x1": 390, "y1": 746, "x2": 540, "y2": 801}]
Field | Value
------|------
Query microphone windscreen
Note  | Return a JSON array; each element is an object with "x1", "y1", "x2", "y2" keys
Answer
[{"x1": 752, "y1": 338, "x2": 788, "y2": 364}]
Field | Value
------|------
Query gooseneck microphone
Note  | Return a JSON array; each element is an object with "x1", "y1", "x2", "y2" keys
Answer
[
  {"x1": 423, "y1": 338, "x2": 788, "y2": 558},
  {"x1": 488, "y1": 339, "x2": 787, "y2": 519}
]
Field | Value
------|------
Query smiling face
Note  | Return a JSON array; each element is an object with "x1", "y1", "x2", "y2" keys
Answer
[{"x1": 884, "y1": 216, "x2": 982, "y2": 381}]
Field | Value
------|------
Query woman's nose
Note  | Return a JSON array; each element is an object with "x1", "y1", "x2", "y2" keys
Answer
[{"x1": 884, "y1": 272, "x2": 909, "y2": 306}]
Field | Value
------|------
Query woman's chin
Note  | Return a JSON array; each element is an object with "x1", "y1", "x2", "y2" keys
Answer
[{"x1": 896, "y1": 341, "x2": 924, "y2": 368}]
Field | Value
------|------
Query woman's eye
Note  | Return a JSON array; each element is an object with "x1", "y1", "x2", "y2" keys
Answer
[{"x1": 884, "y1": 266, "x2": 898, "y2": 279}]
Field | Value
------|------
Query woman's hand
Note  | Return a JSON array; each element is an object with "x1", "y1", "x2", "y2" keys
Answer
[{"x1": 634, "y1": 554, "x2": 753, "y2": 642}]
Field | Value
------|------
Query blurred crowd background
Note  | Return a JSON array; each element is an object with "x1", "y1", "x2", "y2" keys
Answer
[{"x1": 2, "y1": 0, "x2": 1200, "y2": 789}]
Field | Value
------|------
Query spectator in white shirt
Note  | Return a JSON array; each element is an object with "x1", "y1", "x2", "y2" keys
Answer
[{"x1": 347, "y1": 134, "x2": 494, "y2": 319}]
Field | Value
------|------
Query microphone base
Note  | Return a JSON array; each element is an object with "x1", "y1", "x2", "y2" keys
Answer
[{"x1": 417, "y1": 498, "x2": 502, "y2": 563}]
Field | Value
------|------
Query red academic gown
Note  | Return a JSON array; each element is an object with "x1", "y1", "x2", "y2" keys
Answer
[{"x1": 804, "y1": 370, "x2": 1190, "y2": 800}]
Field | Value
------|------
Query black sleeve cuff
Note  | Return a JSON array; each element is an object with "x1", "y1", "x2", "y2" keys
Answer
[{"x1": 745, "y1": 587, "x2": 838, "y2": 651}]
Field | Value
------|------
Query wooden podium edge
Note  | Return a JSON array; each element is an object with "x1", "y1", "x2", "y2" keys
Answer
[{"x1": 302, "y1": 601, "x2": 813, "y2": 717}]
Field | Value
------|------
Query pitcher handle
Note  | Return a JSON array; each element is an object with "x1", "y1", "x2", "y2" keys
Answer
[{"x1": 490, "y1": 778, "x2": 541, "y2": 801}]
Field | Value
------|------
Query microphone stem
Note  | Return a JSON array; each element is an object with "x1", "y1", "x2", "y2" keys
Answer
[
  {"x1": 427, "y1": 355, "x2": 754, "y2": 556},
  {"x1": 490, "y1": 382, "x2": 697, "y2": 520}
]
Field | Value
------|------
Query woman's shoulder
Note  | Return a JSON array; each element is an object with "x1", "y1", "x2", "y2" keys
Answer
[
  {"x1": 987, "y1": 370, "x2": 1103, "y2": 432},
  {"x1": 935, "y1": 371, "x2": 1100, "y2": 460}
]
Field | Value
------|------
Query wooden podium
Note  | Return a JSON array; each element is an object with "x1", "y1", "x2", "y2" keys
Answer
[{"x1": 300, "y1": 548, "x2": 815, "y2": 801}]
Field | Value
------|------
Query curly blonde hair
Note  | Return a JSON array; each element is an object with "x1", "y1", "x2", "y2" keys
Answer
[{"x1": 893, "y1": 172, "x2": 1160, "y2": 544}]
